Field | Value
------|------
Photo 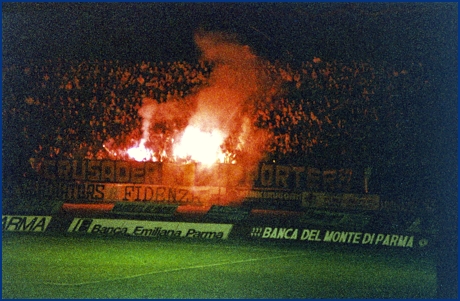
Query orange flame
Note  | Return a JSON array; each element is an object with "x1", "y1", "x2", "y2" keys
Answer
[
  {"x1": 123, "y1": 125, "x2": 230, "y2": 166},
  {"x1": 126, "y1": 138, "x2": 156, "y2": 162},
  {"x1": 173, "y1": 125, "x2": 226, "y2": 166}
]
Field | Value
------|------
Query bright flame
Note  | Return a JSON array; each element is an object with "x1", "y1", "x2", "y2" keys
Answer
[
  {"x1": 127, "y1": 138, "x2": 155, "y2": 162},
  {"x1": 173, "y1": 125, "x2": 226, "y2": 166},
  {"x1": 104, "y1": 125, "x2": 236, "y2": 165}
]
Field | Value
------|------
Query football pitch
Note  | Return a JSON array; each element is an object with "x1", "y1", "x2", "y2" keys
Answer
[{"x1": 2, "y1": 232, "x2": 436, "y2": 299}]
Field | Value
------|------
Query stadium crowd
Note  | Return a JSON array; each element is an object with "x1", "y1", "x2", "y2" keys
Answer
[{"x1": 3, "y1": 57, "x2": 429, "y2": 174}]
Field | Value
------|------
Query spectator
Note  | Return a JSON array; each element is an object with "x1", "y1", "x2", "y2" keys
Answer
[{"x1": 2, "y1": 57, "x2": 427, "y2": 175}]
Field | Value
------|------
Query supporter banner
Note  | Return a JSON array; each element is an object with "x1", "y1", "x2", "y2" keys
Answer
[
  {"x1": 204, "y1": 205, "x2": 251, "y2": 222},
  {"x1": 2, "y1": 215, "x2": 53, "y2": 232},
  {"x1": 67, "y1": 218, "x2": 233, "y2": 239},
  {"x1": 8, "y1": 177, "x2": 380, "y2": 211},
  {"x1": 111, "y1": 202, "x2": 178, "y2": 217},
  {"x1": 23, "y1": 181, "x2": 214, "y2": 205},
  {"x1": 247, "y1": 226, "x2": 429, "y2": 248},
  {"x1": 104, "y1": 184, "x2": 210, "y2": 204},
  {"x1": 32, "y1": 159, "x2": 362, "y2": 192}
]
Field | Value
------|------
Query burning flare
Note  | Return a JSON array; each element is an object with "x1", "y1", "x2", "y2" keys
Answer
[
  {"x1": 124, "y1": 126, "x2": 227, "y2": 165},
  {"x1": 173, "y1": 125, "x2": 226, "y2": 166},
  {"x1": 103, "y1": 30, "x2": 276, "y2": 173},
  {"x1": 126, "y1": 138, "x2": 155, "y2": 162}
]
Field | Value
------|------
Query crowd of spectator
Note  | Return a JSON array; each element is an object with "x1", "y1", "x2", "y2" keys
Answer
[
  {"x1": 3, "y1": 56, "x2": 429, "y2": 176},
  {"x1": 3, "y1": 59, "x2": 211, "y2": 162}
]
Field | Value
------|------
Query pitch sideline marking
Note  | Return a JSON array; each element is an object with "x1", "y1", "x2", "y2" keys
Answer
[{"x1": 7, "y1": 253, "x2": 301, "y2": 287}]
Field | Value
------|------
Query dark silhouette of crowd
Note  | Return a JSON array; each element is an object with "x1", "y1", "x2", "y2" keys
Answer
[
  {"x1": 3, "y1": 59, "x2": 212, "y2": 163},
  {"x1": 3, "y1": 56, "x2": 429, "y2": 190}
]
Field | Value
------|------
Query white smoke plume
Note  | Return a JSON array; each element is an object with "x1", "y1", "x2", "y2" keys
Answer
[
  {"x1": 190, "y1": 31, "x2": 275, "y2": 167},
  {"x1": 138, "y1": 97, "x2": 195, "y2": 143},
  {"x1": 127, "y1": 30, "x2": 278, "y2": 191}
]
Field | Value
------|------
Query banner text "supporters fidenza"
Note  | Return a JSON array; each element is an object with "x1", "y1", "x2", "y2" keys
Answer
[{"x1": 34, "y1": 159, "x2": 359, "y2": 191}]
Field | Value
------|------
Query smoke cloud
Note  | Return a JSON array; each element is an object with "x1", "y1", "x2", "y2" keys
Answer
[
  {"x1": 129, "y1": 30, "x2": 278, "y2": 199},
  {"x1": 190, "y1": 31, "x2": 274, "y2": 166}
]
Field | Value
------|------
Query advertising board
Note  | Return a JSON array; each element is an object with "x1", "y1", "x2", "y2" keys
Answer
[
  {"x1": 2, "y1": 215, "x2": 53, "y2": 232},
  {"x1": 246, "y1": 225, "x2": 429, "y2": 248},
  {"x1": 204, "y1": 205, "x2": 251, "y2": 222},
  {"x1": 68, "y1": 218, "x2": 233, "y2": 239},
  {"x1": 111, "y1": 202, "x2": 178, "y2": 217}
]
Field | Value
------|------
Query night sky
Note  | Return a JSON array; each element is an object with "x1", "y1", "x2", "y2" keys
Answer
[{"x1": 2, "y1": 2, "x2": 456, "y2": 66}]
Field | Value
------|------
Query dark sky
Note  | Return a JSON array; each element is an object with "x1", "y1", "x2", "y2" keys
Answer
[{"x1": 2, "y1": 2, "x2": 457, "y2": 66}]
